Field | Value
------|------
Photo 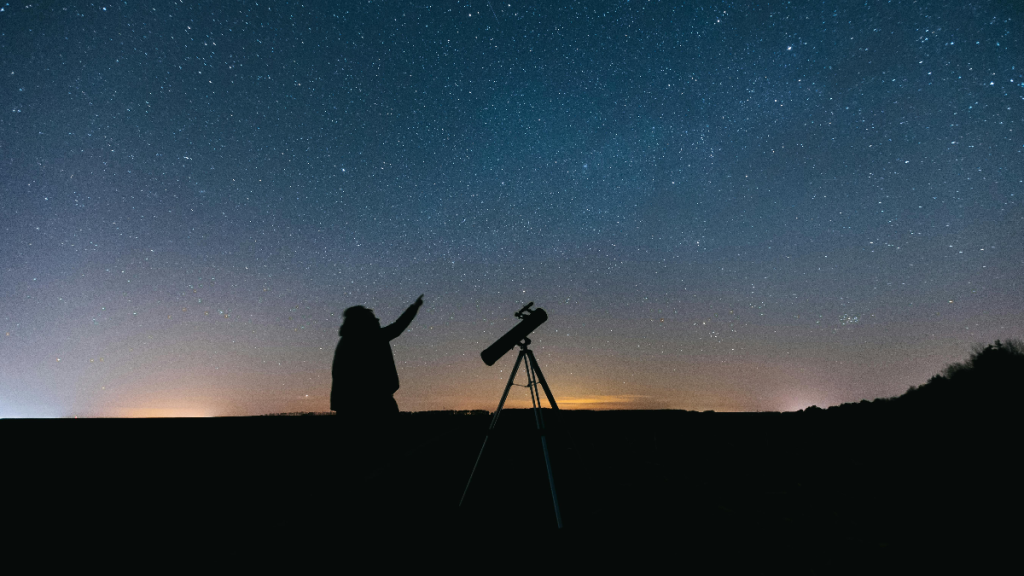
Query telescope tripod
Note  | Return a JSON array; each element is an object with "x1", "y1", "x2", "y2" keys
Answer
[{"x1": 459, "y1": 338, "x2": 563, "y2": 528}]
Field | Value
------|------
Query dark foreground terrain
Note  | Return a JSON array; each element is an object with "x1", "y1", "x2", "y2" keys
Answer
[
  {"x1": 7, "y1": 344, "x2": 1018, "y2": 554},
  {"x1": 5, "y1": 406, "x2": 1015, "y2": 551}
]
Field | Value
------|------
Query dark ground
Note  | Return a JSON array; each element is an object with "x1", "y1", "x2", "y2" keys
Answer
[{"x1": 5, "y1": 407, "x2": 1013, "y2": 552}]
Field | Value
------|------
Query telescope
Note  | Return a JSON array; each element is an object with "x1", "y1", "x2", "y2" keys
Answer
[
  {"x1": 480, "y1": 303, "x2": 548, "y2": 366},
  {"x1": 464, "y1": 303, "x2": 564, "y2": 528}
]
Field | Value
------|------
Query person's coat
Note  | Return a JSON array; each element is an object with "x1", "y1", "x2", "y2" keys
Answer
[{"x1": 331, "y1": 303, "x2": 418, "y2": 412}]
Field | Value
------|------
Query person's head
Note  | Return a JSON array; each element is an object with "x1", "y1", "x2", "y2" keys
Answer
[{"x1": 339, "y1": 305, "x2": 380, "y2": 337}]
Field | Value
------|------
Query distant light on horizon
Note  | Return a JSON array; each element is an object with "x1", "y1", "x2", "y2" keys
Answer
[{"x1": 105, "y1": 406, "x2": 219, "y2": 418}]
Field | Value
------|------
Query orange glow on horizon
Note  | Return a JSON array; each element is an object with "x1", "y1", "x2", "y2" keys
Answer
[{"x1": 114, "y1": 408, "x2": 218, "y2": 418}]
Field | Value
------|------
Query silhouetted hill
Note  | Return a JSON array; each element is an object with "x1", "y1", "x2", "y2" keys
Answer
[
  {"x1": 899, "y1": 339, "x2": 1023, "y2": 412},
  {"x1": 801, "y1": 339, "x2": 1023, "y2": 418}
]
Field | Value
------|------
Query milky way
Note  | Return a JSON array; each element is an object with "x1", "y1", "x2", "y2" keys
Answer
[{"x1": 1, "y1": 1, "x2": 1021, "y2": 417}]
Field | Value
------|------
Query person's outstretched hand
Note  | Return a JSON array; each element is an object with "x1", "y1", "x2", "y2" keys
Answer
[{"x1": 414, "y1": 294, "x2": 424, "y2": 308}]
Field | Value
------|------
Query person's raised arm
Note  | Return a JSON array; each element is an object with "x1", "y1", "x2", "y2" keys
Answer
[{"x1": 381, "y1": 294, "x2": 424, "y2": 341}]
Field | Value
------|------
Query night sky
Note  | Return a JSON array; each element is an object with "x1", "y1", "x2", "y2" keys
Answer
[{"x1": 2, "y1": 1, "x2": 1021, "y2": 417}]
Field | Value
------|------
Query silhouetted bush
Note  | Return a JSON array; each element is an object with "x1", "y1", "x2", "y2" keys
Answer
[
  {"x1": 817, "y1": 339, "x2": 1022, "y2": 418},
  {"x1": 898, "y1": 339, "x2": 1023, "y2": 414}
]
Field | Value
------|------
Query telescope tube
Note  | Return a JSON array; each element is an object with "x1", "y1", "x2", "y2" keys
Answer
[{"x1": 480, "y1": 308, "x2": 548, "y2": 366}]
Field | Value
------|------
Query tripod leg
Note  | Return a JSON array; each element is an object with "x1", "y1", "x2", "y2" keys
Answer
[
  {"x1": 488, "y1": 348, "x2": 526, "y2": 430},
  {"x1": 459, "y1": 349, "x2": 527, "y2": 508},
  {"x1": 525, "y1": 354, "x2": 563, "y2": 528},
  {"x1": 540, "y1": 431, "x2": 563, "y2": 528},
  {"x1": 527, "y1": 349, "x2": 578, "y2": 453},
  {"x1": 526, "y1": 350, "x2": 559, "y2": 410}
]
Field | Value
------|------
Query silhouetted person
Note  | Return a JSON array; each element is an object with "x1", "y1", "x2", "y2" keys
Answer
[{"x1": 332, "y1": 295, "x2": 423, "y2": 472}]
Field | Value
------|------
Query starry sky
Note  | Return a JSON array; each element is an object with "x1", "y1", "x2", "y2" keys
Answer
[{"x1": 1, "y1": 1, "x2": 1021, "y2": 418}]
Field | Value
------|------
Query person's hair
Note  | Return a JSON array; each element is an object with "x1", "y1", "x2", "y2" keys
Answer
[{"x1": 340, "y1": 305, "x2": 375, "y2": 337}]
